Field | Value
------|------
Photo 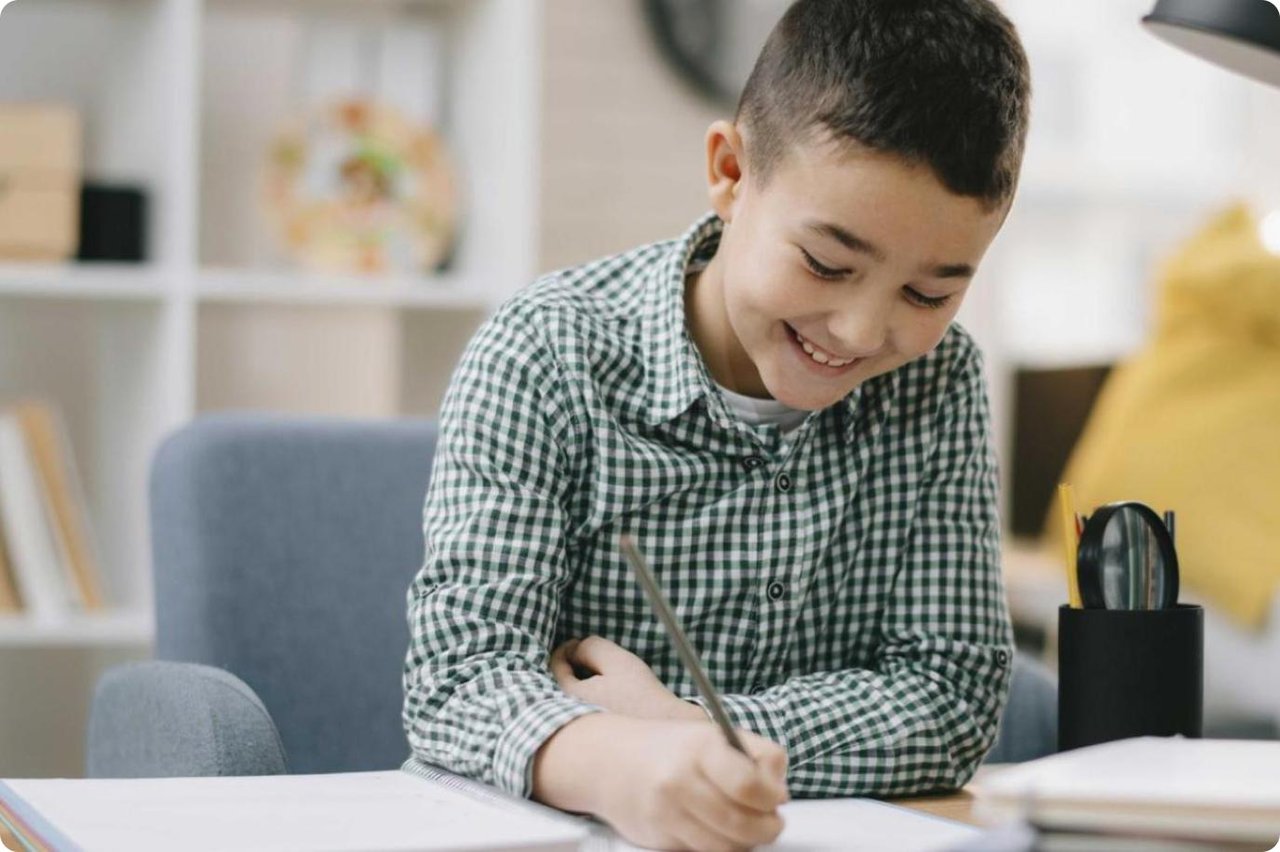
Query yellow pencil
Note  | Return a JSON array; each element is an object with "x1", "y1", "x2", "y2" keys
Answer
[{"x1": 1058, "y1": 483, "x2": 1083, "y2": 608}]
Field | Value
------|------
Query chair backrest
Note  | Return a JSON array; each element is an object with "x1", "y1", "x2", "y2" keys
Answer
[{"x1": 150, "y1": 414, "x2": 436, "y2": 774}]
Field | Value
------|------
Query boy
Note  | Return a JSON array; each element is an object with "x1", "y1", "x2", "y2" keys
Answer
[{"x1": 404, "y1": 0, "x2": 1030, "y2": 848}]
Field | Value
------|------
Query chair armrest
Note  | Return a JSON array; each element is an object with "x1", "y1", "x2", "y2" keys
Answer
[{"x1": 86, "y1": 661, "x2": 289, "y2": 778}]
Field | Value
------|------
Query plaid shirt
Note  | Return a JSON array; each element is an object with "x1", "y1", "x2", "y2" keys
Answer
[{"x1": 403, "y1": 212, "x2": 1013, "y2": 801}]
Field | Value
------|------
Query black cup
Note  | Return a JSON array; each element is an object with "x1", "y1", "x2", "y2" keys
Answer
[{"x1": 1058, "y1": 603, "x2": 1203, "y2": 751}]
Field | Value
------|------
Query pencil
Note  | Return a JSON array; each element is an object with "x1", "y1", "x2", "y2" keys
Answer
[
  {"x1": 618, "y1": 533, "x2": 749, "y2": 756},
  {"x1": 1058, "y1": 484, "x2": 1083, "y2": 608}
]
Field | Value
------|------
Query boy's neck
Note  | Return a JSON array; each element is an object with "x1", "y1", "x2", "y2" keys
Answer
[{"x1": 684, "y1": 253, "x2": 772, "y2": 400}]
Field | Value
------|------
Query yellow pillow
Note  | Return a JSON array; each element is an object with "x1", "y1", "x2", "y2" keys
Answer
[{"x1": 1048, "y1": 204, "x2": 1280, "y2": 629}]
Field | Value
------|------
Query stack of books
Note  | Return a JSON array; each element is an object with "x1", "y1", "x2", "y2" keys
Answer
[
  {"x1": 0, "y1": 399, "x2": 105, "y2": 621},
  {"x1": 975, "y1": 737, "x2": 1280, "y2": 850}
]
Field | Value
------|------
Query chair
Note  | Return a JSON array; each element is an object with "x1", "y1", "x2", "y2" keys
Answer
[{"x1": 86, "y1": 414, "x2": 1056, "y2": 778}]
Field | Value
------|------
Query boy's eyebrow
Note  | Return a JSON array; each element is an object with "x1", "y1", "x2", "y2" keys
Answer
[{"x1": 804, "y1": 220, "x2": 976, "y2": 280}]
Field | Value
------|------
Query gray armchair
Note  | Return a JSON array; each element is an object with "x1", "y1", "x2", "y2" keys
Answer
[{"x1": 87, "y1": 414, "x2": 1056, "y2": 779}]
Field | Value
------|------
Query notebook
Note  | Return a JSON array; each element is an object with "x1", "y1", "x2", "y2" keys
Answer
[
  {"x1": 0, "y1": 759, "x2": 980, "y2": 852},
  {"x1": 973, "y1": 737, "x2": 1280, "y2": 845}
]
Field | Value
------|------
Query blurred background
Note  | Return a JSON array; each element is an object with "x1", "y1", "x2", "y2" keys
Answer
[{"x1": 0, "y1": 0, "x2": 1277, "y2": 776}]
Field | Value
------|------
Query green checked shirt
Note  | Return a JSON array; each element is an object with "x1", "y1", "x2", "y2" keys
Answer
[{"x1": 403, "y1": 212, "x2": 1014, "y2": 801}]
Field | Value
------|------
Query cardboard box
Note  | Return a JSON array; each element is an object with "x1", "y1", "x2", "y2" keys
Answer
[{"x1": 0, "y1": 105, "x2": 81, "y2": 261}]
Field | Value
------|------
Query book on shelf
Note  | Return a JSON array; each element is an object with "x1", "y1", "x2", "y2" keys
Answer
[
  {"x1": 13, "y1": 400, "x2": 104, "y2": 610},
  {"x1": 0, "y1": 399, "x2": 106, "y2": 620},
  {"x1": 0, "y1": 519, "x2": 19, "y2": 614}
]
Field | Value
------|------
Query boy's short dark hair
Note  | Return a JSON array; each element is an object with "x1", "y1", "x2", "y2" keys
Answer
[{"x1": 737, "y1": 0, "x2": 1031, "y2": 211}]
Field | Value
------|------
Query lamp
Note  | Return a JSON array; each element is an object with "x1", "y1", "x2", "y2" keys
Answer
[{"x1": 1142, "y1": 0, "x2": 1280, "y2": 88}]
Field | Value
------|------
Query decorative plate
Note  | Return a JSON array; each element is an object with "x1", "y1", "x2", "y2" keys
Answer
[{"x1": 263, "y1": 98, "x2": 459, "y2": 275}]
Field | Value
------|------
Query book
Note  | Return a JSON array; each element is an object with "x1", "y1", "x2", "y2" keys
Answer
[
  {"x1": 974, "y1": 737, "x2": 1280, "y2": 846},
  {"x1": 12, "y1": 400, "x2": 104, "y2": 610},
  {"x1": 0, "y1": 758, "x2": 983, "y2": 852},
  {"x1": 0, "y1": 519, "x2": 20, "y2": 613},
  {"x1": 0, "y1": 412, "x2": 75, "y2": 620}
]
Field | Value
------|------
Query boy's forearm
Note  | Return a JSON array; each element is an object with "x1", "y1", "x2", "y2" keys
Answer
[{"x1": 531, "y1": 713, "x2": 632, "y2": 813}]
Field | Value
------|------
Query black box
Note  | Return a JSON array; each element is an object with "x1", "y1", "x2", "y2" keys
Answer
[{"x1": 76, "y1": 182, "x2": 147, "y2": 262}]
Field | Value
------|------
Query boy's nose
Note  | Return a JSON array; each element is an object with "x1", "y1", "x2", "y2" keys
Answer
[{"x1": 828, "y1": 303, "x2": 891, "y2": 359}]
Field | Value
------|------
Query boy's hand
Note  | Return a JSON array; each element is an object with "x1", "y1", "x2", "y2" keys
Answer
[
  {"x1": 550, "y1": 636, "x2": 704, "y2": 721},
  {"x1": 597, "y1": 718, "x2": 789, "y2": 851},
  {"x1": 534, "y1": 714, "x2": 789, "y2": 850}
]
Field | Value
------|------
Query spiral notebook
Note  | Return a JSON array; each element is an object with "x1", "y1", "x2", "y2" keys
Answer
[{"x1": 0, "y1": 759, "x2": 978, "y2": 852}]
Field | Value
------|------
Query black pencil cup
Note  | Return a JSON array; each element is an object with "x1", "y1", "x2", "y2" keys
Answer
[{"x1": 1058, "y1": 603, "x2": 1203, "y2": 751}]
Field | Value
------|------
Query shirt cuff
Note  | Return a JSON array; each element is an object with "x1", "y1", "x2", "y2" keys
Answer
[
  {"x1": 685, "y1": 698, "x2": 715, "y2": 722},
  {"x1": 688, "y1": 692, "x2": 791, "y2": 753},
  {"x1": 492, "y1": 695, "x2": 605, "y2": 799}
]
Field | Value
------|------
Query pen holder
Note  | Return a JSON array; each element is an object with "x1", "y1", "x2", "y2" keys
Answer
[{"x1": 1058, "y1": 604, "x2": 1203, "y2": 752}]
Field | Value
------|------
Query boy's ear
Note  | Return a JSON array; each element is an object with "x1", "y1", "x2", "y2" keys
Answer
[{"x1": 705, "y1": 119, "x2": 745, "y2": 224}]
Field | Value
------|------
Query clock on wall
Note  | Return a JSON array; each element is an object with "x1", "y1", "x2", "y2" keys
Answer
[{"x1": 641, "y1": 0, "x2": 791, "y2": 109}]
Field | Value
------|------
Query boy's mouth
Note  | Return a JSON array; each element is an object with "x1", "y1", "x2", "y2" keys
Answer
[{"x1": 785, "y1": 324, "x2": 861, "y2": 374}]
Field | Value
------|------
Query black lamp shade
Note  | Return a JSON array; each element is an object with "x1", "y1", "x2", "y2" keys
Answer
[{"x1": 1143, "y1": 0, "x2": 1280, "y2": 88}]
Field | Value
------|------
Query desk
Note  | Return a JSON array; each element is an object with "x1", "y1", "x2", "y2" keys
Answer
[{"x1": 894, "y1": 783, "x2": 979, "y2": 826}]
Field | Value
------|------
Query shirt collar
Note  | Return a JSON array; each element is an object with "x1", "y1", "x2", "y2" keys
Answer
[
  {"x1": 639, "y1": 211, "x2": 896, "y2": 436},
  {"x1": 640, "y1": 211, "x2": 724, "y2": 427}
]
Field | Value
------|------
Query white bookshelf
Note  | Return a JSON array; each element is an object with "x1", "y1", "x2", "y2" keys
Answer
[
  {"x1": 0, "y1": 612, "x2": 155, "y2": 648},
  {"x1": 0, "y1": 0, "x2": 539, "y2": 774}
]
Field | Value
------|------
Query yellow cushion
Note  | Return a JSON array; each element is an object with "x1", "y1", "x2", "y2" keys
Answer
[{"x1": 1047, "y1": 204, "x2": 1280, "y2": 629}]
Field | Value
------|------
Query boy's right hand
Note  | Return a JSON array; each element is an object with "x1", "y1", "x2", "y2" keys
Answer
[{"x1": 596, "y1": 719, "x2": 789, "y2": 851}]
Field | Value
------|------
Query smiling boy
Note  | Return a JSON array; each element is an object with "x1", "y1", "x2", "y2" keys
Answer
[{"x1": 403, "y1": 0, "x2": 1030, "y2": 848}]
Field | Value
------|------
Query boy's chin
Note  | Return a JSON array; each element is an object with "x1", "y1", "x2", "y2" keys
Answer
[{"x1": 761, "y1": 373, "x2": 856, "y2": 412}]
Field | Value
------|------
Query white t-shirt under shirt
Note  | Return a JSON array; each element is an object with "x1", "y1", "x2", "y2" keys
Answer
[{"x1": 713, "y1": 380, "x2": 809, "y2": 434}]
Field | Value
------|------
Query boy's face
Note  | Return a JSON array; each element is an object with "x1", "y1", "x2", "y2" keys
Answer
[{"x1": 698, "y1": 122, "x2": 1008, "y2": 411}]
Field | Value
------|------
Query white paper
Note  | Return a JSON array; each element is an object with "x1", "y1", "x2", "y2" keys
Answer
[
  {"x1": 1, "y1": 771, "x2": 585, "y2": 852},
  {"x1": 602, "y1": 797, "x2": 979, "y2": 852}
]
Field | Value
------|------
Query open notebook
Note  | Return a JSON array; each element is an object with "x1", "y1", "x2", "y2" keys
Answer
[{"x1": 0, "y1": 759, "x2": 979, "y2": 852}]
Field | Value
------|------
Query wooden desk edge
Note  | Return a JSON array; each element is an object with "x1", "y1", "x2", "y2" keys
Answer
[{"x1": 889, "y1": 765, "x2": 1004, "y2": 827}]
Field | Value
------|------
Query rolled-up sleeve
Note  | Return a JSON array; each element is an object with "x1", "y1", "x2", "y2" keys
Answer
[
  {"x1": 402, "y1": 302, "x2": 602, "y2": 799},
  {"x1": 691, "y1": 344, "x2": 1014, "y2": 797}
]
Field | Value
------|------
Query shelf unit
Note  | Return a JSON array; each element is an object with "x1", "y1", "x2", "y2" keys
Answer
[{"x1": 0, "y1": 0, "x2": 538, "y2": 774}]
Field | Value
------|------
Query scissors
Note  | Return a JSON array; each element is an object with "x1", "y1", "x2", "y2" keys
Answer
[{"x1": 1076, "y1": 501, "x2": 1179, "y2": 610}]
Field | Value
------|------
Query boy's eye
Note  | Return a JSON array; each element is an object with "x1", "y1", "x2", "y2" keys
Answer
[
  {"x1": 904, "y1": 287, "x2": 953, "y2": 310},
  {"x1": 799, "y1": 247, "x2": 847, "y2": 280}
]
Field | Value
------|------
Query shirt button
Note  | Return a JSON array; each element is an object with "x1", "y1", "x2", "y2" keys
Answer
[
  {"x1": 750, "y1": 683, "x2": 766, "y2": 695},
  {"x1": 996, "y1": 650, "x2": 1010, "y2": 667},
  {"x1": 766, "y1": 581, "x2": 786, "y2": 601},
  {"x1": 742, "y1": 455, "x2": 765, "y2": 472},
  {"x1": 774, "y1": 472, "x2": 792, "y2": 492}
]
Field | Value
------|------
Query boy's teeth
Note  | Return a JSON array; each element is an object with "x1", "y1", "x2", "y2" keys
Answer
[{"x1": 795, "y1": 330, "x2": 852, "y2": 367}]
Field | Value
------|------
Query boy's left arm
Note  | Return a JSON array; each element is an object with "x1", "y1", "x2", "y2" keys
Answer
[{"x1": 689, "y1": 344, "x2": 1013, "y2": 799}]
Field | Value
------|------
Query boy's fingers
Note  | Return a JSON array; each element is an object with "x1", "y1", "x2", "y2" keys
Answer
[
  {"x1": 548, "y1": 644, "x2": 576, "y2": 684},
  {"x1": 683, "y1": 765, "x2": 786, "y2": 847},
  {"x1": 569, "y1": 635, "x2": 619, "y2": 672},
  {"x1": 743, "y1": 735, "x2": 789, "y2": 788},
  {"x1": 671, "y1": 806, "x2": 748, "y2": 852},
  {"x1": 699, "y1": 733, "x2": 789, "y2": 813}
]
